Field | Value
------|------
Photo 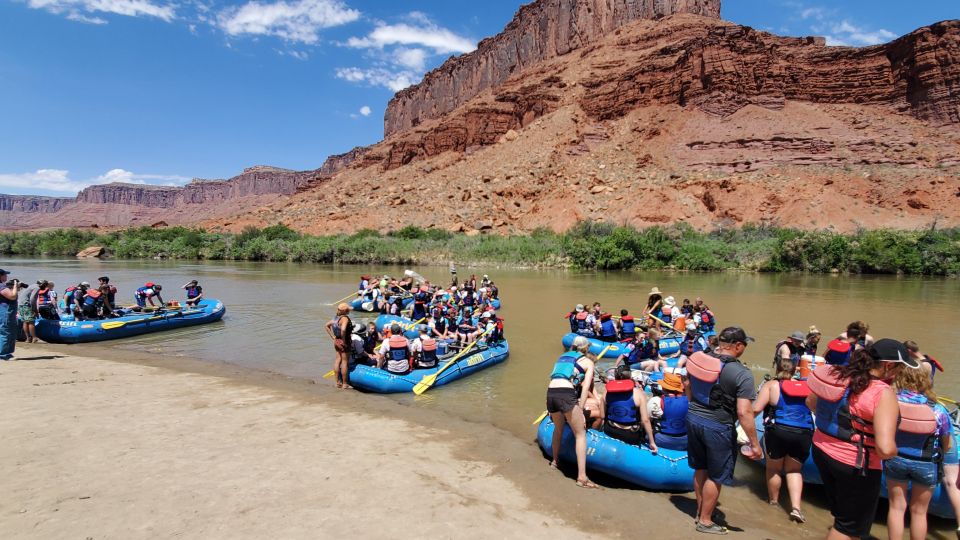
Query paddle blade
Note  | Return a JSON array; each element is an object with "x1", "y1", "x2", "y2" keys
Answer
[
  {"x1": 532, "y1": 411, "x2": 548, "y2": 425},
  {"x1": 100, "y1": 320, "x2": 126, "y2": 330},
  {"x1": 412, "y1": 373, "x2": 439, "y2": 395},
  {"x1": 323, "y1": 370, "x2": 336, "y2": 379}
]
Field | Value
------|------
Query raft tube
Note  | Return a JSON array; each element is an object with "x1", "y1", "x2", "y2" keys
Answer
[
  {"x1": 36, "y1": 299, "x2": 225, "y2": 344},
  {"x1": 537, "y1": 417, "x2": 693, "y2": 492},
  {"x1": 350, "y1": 295, "x2": 414, "y2": 313},
  {"x1": 754, "y1": 416, "x2": 957, "y2": 519},
  {"x1": 348, "y1": 340, "x2": 509, "y2": 394}
]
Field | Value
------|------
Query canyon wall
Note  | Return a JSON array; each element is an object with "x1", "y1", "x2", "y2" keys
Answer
[{"x1": 383, "y1": 0, "x2": 722, "y2": 136}]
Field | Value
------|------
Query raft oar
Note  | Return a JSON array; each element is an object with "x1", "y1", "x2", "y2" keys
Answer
[
  {"x1": 323, "y1": 318, "x2": 426, "y2": 379},
  {"x1": 100, "y1": 307, "x2": 198, "y2": 330},
  {"x1": 532, "y1": 343, "x2": 614, "y2": 425},
  {"x1": 412, "y1": 327, "x2": 493, "y2": 395},
  {"x1": 329, "y1": 291, "x2": 360, "y2": 306}
]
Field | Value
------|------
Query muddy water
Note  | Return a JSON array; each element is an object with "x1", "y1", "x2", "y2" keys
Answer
[{"x1": 8, "y1": 258, "x2": 960, "y2": 536}]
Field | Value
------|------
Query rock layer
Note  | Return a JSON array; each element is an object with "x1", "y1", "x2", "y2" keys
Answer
[{"x1": 384, "y1": 0, "x2": 722, "y2": 136}]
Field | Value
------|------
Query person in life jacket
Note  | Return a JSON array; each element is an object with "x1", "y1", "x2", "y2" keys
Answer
[
  {"x1": 822, "y1": 338, "x2": 853, "y2": 366},
  {"x1": 480, "y1": 274, "x2": 491, "y2": 288},
  {"x1": 681, "y1": 298, "x2": 693, "y2": 317},
  {"x1": 618, "y1": 309, "x2": 637, "y2": 341},
  {"x1": 456, "y1": 309, "x2": 477, "y2": 346},
  {"x1": 325, "y1": 303, "x2": 355, "y2": 389},
  {"x1": 773, "y1": 331, "x2": 806, "y2": 370},
  {"x1": 411, "y1": 286, "x2": 431, "y2": 321},
  {"x1": 181, "y1": 280, "x2": 203, "y2": 307},
  {"x1": 618, "y1": 327, "x2": 662, "y2": 373},
  {"x1": 596, "y1": 313, "x2": 618, "y2": 343},
  {"x1": 411, "y1": 326, "x2": 440, "y2": 369},
  {"x1": 804, "y1": 326, "x2": 821, "y2": 356},
  {"x1": 68, "y1": 282, "x2": 92, "y2": 320},
  {"x1": 362, "y1": 322, "x2": 380, "y2": 357},
  {"x1": 678, "y1": 321, "x2": 707, "y2": 363},
  {"x1": 62, "y1": 283, "x2": 83, "y2": 316},
  {"x1": 80, "y1": 286, "x2": 108, "y2": 320},
  {"x1": 647, "y1": 373, "x2": 689, "y2": 451},
  {"x1": 488, "y1": 282, "x2": 499, "y2": 300},
  {"x1": 377, "y1": 323, "x2": 413, "y2": 375},
  {"x1": 685, "y1": 327, "x2": 763, "y2": 535},
  {"x1": 566, "y1": 304, "x2": 595, "y2": 337},
  {"x1": 805, "y1": 338, "x2": 914, "y2": 540},
  {"x1": 601, "y1": 364, "x2": 658, "y2": 451},
  {"x1": 134, "y1": 283, "x2": 163, "y2": 308},
  {"x1": 753, "y1": 357, "x2": 815, "y2": 523},
  {"x1": 644, "y1": 287, "x2": 663, "y2": 326},
  {"x1": 545, "y1": 336, "x2": 599, "y2": 488},
  {"x1": 659, "y1": 296, "x2": 677, "y2": 325},
  {"x1": 903, "y1": 340, "x2": 944, "y2": 387},
  {"x1": 349, "y1": 324, "x2": 375, "y2": 366},
  {"x1": 839, "y1": 320, "x2": 874, "y2": 349},
  {"x1": 36, "y1": 281, "x2": 59, "y2": 320},
  {"x1": 357, "y1": 275, "x2": 371, "y2": 293},
  {"x1": 97, "y1": 276, "x2": 117, "y2": 315},
  {"x1": 884, "y1": 365, "x2": 954, "y2": 540}
]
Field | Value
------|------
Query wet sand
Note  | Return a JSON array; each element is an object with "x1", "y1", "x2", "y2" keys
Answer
[{"x1": 1, "y1": 344, "x2": 839, "y2": 539}]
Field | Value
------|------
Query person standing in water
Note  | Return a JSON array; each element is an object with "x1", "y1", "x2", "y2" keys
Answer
[
  {"x1": 324, "y1": 303, "x2": 354, "y2": 389},
  {"x1": 546, "y1": 335, "x2": 598, "y2": 489}
]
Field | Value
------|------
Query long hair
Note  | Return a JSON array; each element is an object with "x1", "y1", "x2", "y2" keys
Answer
[
  {"x1": 647, "y1": 294, "x2": 662, "y2": 309},
  {"x1": 836, "y1": 348, "x2": 881, "y2": 395},
  {"x1": 775, "y1": 357, "x2": 797, "y2": 381},
  {"x1": 895, "y1": 365, "x2": 936, "y2": 402}
]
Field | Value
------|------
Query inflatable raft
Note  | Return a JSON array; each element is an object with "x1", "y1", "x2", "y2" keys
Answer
[
  {"x1": 36, "y1": 299, "x2": 225, "y2": 344},
  {"x1": 754, "y1": 415, "x2": 958, "y2": 519},
  {"x1": 537, "y1": 417, "x2": 693, "y2": 491},
  {"x1": 561, "y1": 332, "x2": 703, "y2": 358},
  {"x1": 350, "y1": 295, "x2": 413, "y2": 313},
  {"x1": 348, "y1": 340, "x2": 509, "y2": 393},
  {"x1": 375, "y1": 314, "x2": 428, "y2": 339}
]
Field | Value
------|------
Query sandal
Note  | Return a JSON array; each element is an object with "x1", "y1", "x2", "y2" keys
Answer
[
  {"x1": 575, "y1": 479, "x2": 599, "y2": 489},
  {"x1": 341, "y1": 384, "x2": 354, "y2": 390},
  {"x1": 789, "y1": 508, "x2": 805, "y2": 523},
  {"x1": 695, "y1": 522, "x2": 728, "y2": 535},
  {"x1": 549, "y1": 461, "x2": 559, "y2": 470}
]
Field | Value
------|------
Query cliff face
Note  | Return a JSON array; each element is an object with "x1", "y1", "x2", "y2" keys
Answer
[
  {"x1": 0, "y1": 195, "x2": 73, "y2": 214},
  {"x1": 383, "y1": 0, "x2": 722, "y2": 136}
]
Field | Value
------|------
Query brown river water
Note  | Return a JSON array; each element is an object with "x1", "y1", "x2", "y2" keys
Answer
[{"x1": 8, "y1": 257, "x2": 960, "y2": 537}]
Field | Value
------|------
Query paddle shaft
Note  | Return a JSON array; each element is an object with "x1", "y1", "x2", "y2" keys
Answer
[
  {"x1": 534, "y1": 343, "x2": 613, "y2": 423},
  {"x1": 413, "y1": 326, "x2": 493, "y2": 395}
]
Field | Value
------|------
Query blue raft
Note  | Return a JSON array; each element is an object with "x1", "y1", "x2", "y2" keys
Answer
[
  {"x1": 754, "y1": 415, "x2": 958, "y2": 519},
  {"x1": 537, "y1": 417, "x2": 693, "y2": 491},
  {"x1": 35, "y1": 299, "x2": 226, "y2": 344},
  {"x1": 560, "y1": 333, "x2": 682, "y2": 358},
  {"x1": 348, "y1": 340, "x2": 509, "y2": 393},
  {"x1": 375, "y1": 314, "x2": 428, "y2": 339},
  {"x1": 350, "y1": 295, "x2": 414, "y2": 313}
]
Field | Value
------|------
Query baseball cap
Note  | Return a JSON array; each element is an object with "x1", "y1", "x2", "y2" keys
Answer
[
  {"x1": 0, "y1": 269, "x2": 8, "y2": 275},
  {"x1": 869, "y1": 339, "x2": 919, "y2": 368},
  {"x1": 575, "y1": 304, "x2": 585, "y2": 312},
  {"x1": 718, "y1": 326, "x2": 755, "y2": 345},
  {"x1": 80, "y1": 281, "x2": 91, "y2": 287},
  {"x1": 789, "y1": 331, "x2": 806, "y2": 342}
]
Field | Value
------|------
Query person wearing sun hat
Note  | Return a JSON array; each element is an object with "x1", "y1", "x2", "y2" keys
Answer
[
  {"x1": 324, "y1": 302, "x2": 354, "y2": 389},
  {"x1": 650, "y1": 372, "x2": 689, "y2": 452},
  {"x1": 0, "y1": 269, "x2": 18, "y2": 360},
  {"x1": 773, "y1": 331, "x2": 807, "y2": 370},
  {"x1": 805, "y1": 326, "x2": 822, "y2": 356},
  {"x1": 644, "y1": 287, "x2": 663, "y2": 326},
  {"x1": 807, "y1": 338, "x2": 915, "y2": 540}
]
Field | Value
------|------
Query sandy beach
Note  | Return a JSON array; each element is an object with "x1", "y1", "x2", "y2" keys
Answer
[{"x1": 0, "y1": 345, "x2": 827, "y2": 539}]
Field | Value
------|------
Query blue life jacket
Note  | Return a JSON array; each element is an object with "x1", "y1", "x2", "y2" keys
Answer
[
  {"x1": 574, "y1": 312, "x2": 589, "y2": 332},
  {"x1": 627, "y1": 339, "x2": 657, "y2": 364},
  {"x1": 605, "y1": 379, "x2": 638, "y2": 425},
  {"x1": 457, "y1": 317, "x2": 475, "y2": 334},
  {"x1": 808, "y1": 367, "x2": 876, "y2": 470},
  {"x1": 895, "y1": 392, "x2": 941, "y2": 462},
  {"x1": 462, "y1": 292, "x2": 475, "y2": 306},
  {"x1": 389, "y1": 337, "x2": 409, "y2": 362},
  {"x1": 568, "y1": 313, "x2": 578, "y2": 333},
  {"x1": 659, "y1": 309, "x2": 672, "y2": 324},
  {"x1": 767, "y1": 381, "x2": 814, "y2": 430},
  {"x1": 620, "y1": 316, "x2": 636, "y2": 339},
  {"x1": 550, "y1": 352, "x2": 585, "y2": 386},
  {"x1": 687, "y1": 352, "x2": 738, "y2": 419},
  {"x1": 186, "y1": 286, "x2": 201, "y2": 299},
  {"x1": 680, "y1": 333, "x2": 706, "y2": 357},
  {"x1": 774, "y1": 340, "x2": 803, "y2": 367},
  {"x1": 415, "y1": 291, "x2": 430, "y2": 305},
  {"x1": 418, "y1": 337, "x2": 439, "y2": 368},
  {"x1": 660, "y1": 394, "x2": 689, "y2": 436},
  {"x1": 136, "y1": 286, "x2": 149, "y2": 296},
  {"x1": 600, "y1": 318, "x2": 617, "y2": 339}
]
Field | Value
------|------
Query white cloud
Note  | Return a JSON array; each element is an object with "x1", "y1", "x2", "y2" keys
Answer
[
  {"x1": 359, "y1": 105, "x2": 371, "y2": 116},
  {"x1": 218, "y1": 0, "x2": 360, "y2": 44},
  {"x1": 0, "y1": 169, "x2": 190, "y2": 195},
  {"x1": 783, "y1": 3, "x2": 897, "y2": 47},
  {"x1": 336, "y1": 13, "x2": 475, "y2": 93},
  {"x1": 26, "y1": 0, "x2": 176, "y2": 23}
]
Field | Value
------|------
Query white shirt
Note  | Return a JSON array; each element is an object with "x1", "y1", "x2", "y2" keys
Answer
[{"x1": 647, "y1": 396, "x2": 664, "y2": 419}]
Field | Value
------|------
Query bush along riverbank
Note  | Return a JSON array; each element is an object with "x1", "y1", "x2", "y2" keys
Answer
[{"x1": 0, "y1": 223, "x2": 958, "y2": 275}]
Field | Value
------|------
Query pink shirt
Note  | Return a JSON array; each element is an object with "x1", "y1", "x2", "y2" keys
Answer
[{"x1": 813, "y1": 378, "x2": 889, "y2": 470}]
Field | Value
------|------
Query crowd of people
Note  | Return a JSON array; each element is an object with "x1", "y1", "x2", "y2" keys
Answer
[
  {"x1": 546, "y1": 306, "x2": 955, "y2": 539},
  {"x1": 325, "y1": 272, "x2": 504, "y2": 390},
  {"x1": 0, "y1": 268, "x2": 205, "y2": 360}
]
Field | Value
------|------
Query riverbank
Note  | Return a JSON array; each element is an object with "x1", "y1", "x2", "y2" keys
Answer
[
  {"x1": 2, "y1": 222, "x2": 958, "y2": 274},
  {"x1": 0, "y1": 344, "x2": 804, "y2": 539}
]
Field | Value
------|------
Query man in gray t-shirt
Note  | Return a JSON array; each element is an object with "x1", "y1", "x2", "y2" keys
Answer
[
  {"x1": 17, "y1": 280, "x2": 40, "y2": 342},
  {"x1": 685, "y1": 327, "x2": 763, "y2": 535}
]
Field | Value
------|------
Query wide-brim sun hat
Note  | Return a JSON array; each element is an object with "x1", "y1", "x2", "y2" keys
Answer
[
  {"x1": 789, "y1": 331, "x2": 806, "y2": 342},
  {"x1": 664, "y1": 296, "x2": 676, "y2": 307},
  {"x1": 870, "y1": 339, "x2": 920, "y2": 369},
  {"x1": 660, "y1": 373, "x2": 683, "y2": 393},
  {"x1": 648, "y1": 287, "x2": 662, "y2": 296}
]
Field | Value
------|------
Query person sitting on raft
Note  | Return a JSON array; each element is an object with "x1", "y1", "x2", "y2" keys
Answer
[
  {"x1": 377, "y1": 323, "x2": 413, "y2": 375},
  {"x1": 601, "y1": 364, "x2": 658, "y2": 452},
  {"x1": 36, "y1": 281, "x2": 58, "y2": 321},
  {"x1": 350, "y1": 324, "x2": 376, "y2": 367},
  {"x1": 677, "y1": 321, "x2": 708, "y2": 370},
  {"x1": 618, "y1": 328, "x2": 663, "y2": 372},
  {"x1": 97, "y1": 277, "x2": 117, "y2": 316},
  {"x1": 903, "y1": 340, "x2": 943, "y2": 386},
  {"x1": 182, "y1": 280, "x2": 203, "y2": 307},
  {"x1": 568, "y1": 304, "x2": 595, "y2": 337},
  {"x1": 411, "y1": 285, "x2": 431, "y2": 321},
  {"x1": 596, "y1": 312, "x2": 618, "y2": 343},
  {"x1": 805, "y1": 326, "x2": 821, "y2": 356},
  {"x1": 681, "y1": 298, "x2": 694, "y2": 317},
  {"x1": 79, "y1": 285, "x2": 112, "y2": 320},
  {"x1": 410, "y1": 326, "x2": 440, "y2": 370},
  {"x1": 135, "y1": 283, "x2": 163, "y2": 308},
  {"x1": 647, "y1": 373, "x2": 689, "y2": 451},
  {"x1": 660, "y1": 296, "x2": 680, "y2": 326},
  {"x1": 839, "y1": 320, "x2": 874, "y2": 349},
  {"x1": 753, "y1": 357, "x2": 814, "y2": 523},
  {"x1": 456, "y1": 308, "x2": 477, "y2": 347},
  {"x1": 774, "y1": 331, "x2": 807, "y2": 370},
  {"x1": 546, "y1": 335, "x2": 598, "y2": 489},
  {"x1": 618, "y1": 309, "x2": 637, "y2": 341}
]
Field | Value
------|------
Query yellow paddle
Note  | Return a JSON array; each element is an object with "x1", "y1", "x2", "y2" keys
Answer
[
  {"x1": 412, "y1": 327, "x2": 493, "y2": 395},
  {"x1": 532, "y1": 343, "x2": 614, "y2": 424},
  {"x1": 323, "y1": 317, "x2": 426, "y2": 379},
  {"x1": 100, "y1": 307, "x2": 197, "y2": 330},
  {"x1": 329, "y1": 290, "x2": 360, "y2": 306},
  {"x1": 938, "y1": 396, "x2": 957, "y2": 405}
]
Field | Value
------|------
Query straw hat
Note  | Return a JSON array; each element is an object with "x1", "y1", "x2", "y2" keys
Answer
[
  {"x1": 648, "y1": 287, "x2": 662, "y2": 297},
  {"x1": 664, "y1": 296, "x2": 676, "y2": 307},
  {"x1": 660, "y1": 373, "x2": 683, "y2": 393},
  {"x1": 808, "y1": 325, "x2": 821, "y2": 337}
]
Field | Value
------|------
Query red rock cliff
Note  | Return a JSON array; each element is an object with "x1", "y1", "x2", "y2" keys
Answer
[{"x1": 383, "y1": 0, "x2": 722, "y2": 136}]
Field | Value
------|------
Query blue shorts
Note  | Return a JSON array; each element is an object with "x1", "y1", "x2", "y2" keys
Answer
[
  {"x1": 686, "y1": 413, "x2": 737, "y2": 485},
  {"x1": 944, "y1": 443, "x2": 958, "y2": 466},
  {"x1": 883, "y1": 456, "x2": 940, "y2": 488}
]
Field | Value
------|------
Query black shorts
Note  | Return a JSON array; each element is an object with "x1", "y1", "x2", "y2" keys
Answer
[
  {"x1": 812, "y1": 445, "x2": 882, "y2": 538},
  {"x1": 686, "y1": 413, "x2": 737, "y2": 485},
  {"x1": 763, "y1": 425, "x2": 813, "y2": 462},
  {"x1": 604, "y1": 422, "x2": 642, "y2": 445},
  {"x1": 546, "y1": 387, "x2": 578, "y2": 414}
]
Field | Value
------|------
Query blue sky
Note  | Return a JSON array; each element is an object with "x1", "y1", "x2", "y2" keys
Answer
[{"x1": 0, "y1": 0, "x2": 955, "y2": 196}]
